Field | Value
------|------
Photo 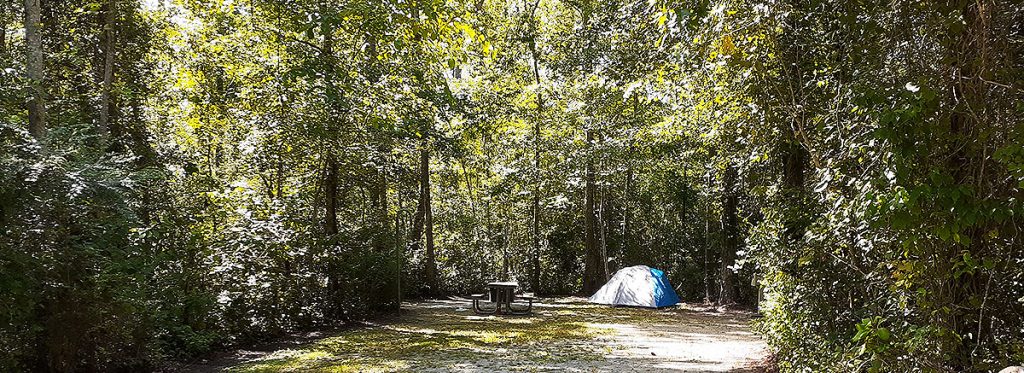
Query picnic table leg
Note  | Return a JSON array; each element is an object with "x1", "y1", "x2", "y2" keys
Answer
[
  {"x1": 496, "y1": 289, "x2": 505, "y2": 315},
  {"x1": 508, "y1": 298, "x2": 532, "y2": 315},
  {"x1": 498, "y1": 291, "x2": 506, "y2": 315},
  {"x1": 473, "y1": 298, "x2": 498, "y2": 315}
]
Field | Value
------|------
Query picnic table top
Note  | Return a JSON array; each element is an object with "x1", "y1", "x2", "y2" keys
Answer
[{"x1": 486, "y1": 281, "x2": 519, "y2": 288}]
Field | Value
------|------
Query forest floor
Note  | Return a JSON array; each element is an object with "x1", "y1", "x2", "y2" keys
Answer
[{"x1": 177, "y1": 297, "x2": 769, "y2": 372}]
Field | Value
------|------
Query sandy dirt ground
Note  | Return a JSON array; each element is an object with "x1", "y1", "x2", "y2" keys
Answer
[{"x1": 173, "y1": 297, "x2": 769, "y2": 372}]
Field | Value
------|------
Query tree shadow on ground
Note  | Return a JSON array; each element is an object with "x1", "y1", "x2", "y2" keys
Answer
[{"x1": 219, "y1": 297, "x2": 766, "y2": 372}]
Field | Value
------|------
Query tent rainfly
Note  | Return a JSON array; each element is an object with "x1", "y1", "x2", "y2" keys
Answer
[{"x1": 588, "y1": 265, "x2": 680, "y2": 308}]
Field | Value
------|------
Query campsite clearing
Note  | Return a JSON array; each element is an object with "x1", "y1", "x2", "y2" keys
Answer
[{"x1": 179, "y1": 298, "x2": 768, "y2": 372}]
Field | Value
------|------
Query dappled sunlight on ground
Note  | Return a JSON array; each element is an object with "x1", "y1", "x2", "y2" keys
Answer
[{"x1": 201, "y1": 297, "x2": 766, "y2": 372}]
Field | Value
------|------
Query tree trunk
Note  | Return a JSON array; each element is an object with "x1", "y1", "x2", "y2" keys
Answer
[
  {"x1": 98, "y1": 0, "x2": 115, "y2": 137},
  {"x1": 320, "y1": 20, "x2": 344, "y2": 319},
  {"x1": 782, "y1": 140, "x2": 807, "y2": 243},
  {"x1": 502, "y1": 216, "x2": 510, "y2": 279},
  {"x1": 324, "y1": 154, "x2": 339, "y2": 236},
  {"x1": 423, "y1": 153, "x2": 437, "y2": 295},
  {"x1": 623, "y1": 165, "x2": 632, "y2": 257},
  {"x1": 364, "y1": 31, "x2": 388, "y2": 255},
  {"x1": 1, "y1": 0, "x2": 7, "y2": 56},
  {"x1": 704, "y1": 170, "x2": 712, "y2": 302},
  {"x1": 416, "y1": 129, "x2": 439, "y2": 295},
  {"x1": 409, "y1": 142, "x2": 426, "y2": 255},
  {"x1": 946, "y1": 1, "x2": 991, "y2": 367},
  {"x1": 599, "y1": 165, "x2": 609, "y2": 276},
  {"x1": 409, "y1": 181, "x2": 425, "y2": 252},
  {"x1": 25, "y1": 0, "x2": 45, "y2": 138},
  {"x1": 624, "y1": 98, "x2": 639, "y2": 261},
  {"x1": 322, "y1": 23, "x2": 339, "y2": 238},
  {"x1": 582, "y1": 128, "x2": 604, "y2": 294},
  {"x1": 530, "y1": 115, "x2": 542, "y2": 293},
  {"x1": 371, "y1": 160, "x2": 394, "y2": 309},
  {"x1": 372, "y1": 164, "x2": 389, "y2": 252},
  {"x1": 323, "y1": 153, "x2": 340, "y2": 319},
  {"x1": 528, "y1": 6, "x2": 543, "y2": 294},
  {"x1": 394, "y1": 187, "x2": 404, "y2": 311},
  {"x1": 719, "y1": 165, "x2": 739, "y2": 305}
]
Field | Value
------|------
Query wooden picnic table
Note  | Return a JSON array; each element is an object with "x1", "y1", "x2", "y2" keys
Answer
[{"x1": 470, "y1": 281, "x2": 534, "y2": 315}]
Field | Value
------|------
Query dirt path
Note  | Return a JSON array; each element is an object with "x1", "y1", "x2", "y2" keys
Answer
[{"x1": 178, "y1": 298, "x2": 768, "y2": 372}]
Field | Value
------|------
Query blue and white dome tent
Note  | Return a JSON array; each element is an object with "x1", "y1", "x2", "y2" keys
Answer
[{"x1": 588, "y1": 265, "x2": 680, "y2": 308}]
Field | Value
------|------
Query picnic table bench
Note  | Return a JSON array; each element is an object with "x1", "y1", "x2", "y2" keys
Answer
[{"x1": 470, "y1": 281, "x2": 534, "y2": 315}]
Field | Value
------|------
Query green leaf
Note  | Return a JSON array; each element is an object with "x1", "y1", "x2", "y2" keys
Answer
[{"x1": 876, "y1": 328, "x2": 890, "y2": 342}]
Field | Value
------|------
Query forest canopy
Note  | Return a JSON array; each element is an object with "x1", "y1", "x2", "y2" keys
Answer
[{"x1": 1, "y1": 0, "x2": 1022, "y2": 371}]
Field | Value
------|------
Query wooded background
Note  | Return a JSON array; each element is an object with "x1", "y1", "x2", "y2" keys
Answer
[{"x1": 1, "y1": 0, "x2": 1022, "y2": 371}]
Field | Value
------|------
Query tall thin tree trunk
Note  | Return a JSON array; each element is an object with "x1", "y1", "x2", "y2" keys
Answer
[
  {"x1": 372, "y1": 165, "x2": 389, "y2": 252},
  {"x1": 583, "y1": 128, "x2": 604, "y2": 294},
  {"x1": 719, "y1": 165, "x2": 739, "y2": 305},
  {"x1": 623, "y1": 164, "x2": 632, "y2": 251},
  {"x1": 25, "y1": 0, "x2": 45, "y2": 138},
  {"x1": 423, "y1": 165, "x2": 437, "y2": 294},
  {"x1": 364, "y1": 31, "x2": 388, "y2": 256},
  {"x1": 704, "y1": 171, "x2": 712, "y2": 302},
  {"x1": 320, "y1": 19, "x2": 344, "y2": 319},
  {"x1": 528, "y1": 3, "x2": 543, "y2": 294},
  {"x1": 502, "y1": 216, "x2": 510, "y2": 280},
  {"x1": 322, "y1": 24, "x2": 339, "y2": 238},
  {"x1": 782, "y1": 140, "x2": 807, "y2": 243},
  {"x1": 409, "y1": 165, "x2": 425, "y2": 252},
  {"x1": 946, "y1": 1, "x2": 991, "y2": 367},
  {"x1": 371, "y1": 161, "x2": 393, "y2": 309},
  {"x1": 599, "y1": 164, "x2": 609, "y2": 277},
  {"x1": 1, "y1": 0, "x2": 7, "y2": 57},
  {"x1": 98, "y1": 0, "x2": 115, "y2": 137},
  {"x1": 324, "y1": 155, "x2": 339, "y2": 236},
  {"x1": 417, "y1": 128, "x2": 439, "y2": 295},
  {"x1": 395, "y1": 188, "x2": 404, "y2": 311},
  {"x1": 580, "y1": 1, "x2": 605, "y2": 294}
]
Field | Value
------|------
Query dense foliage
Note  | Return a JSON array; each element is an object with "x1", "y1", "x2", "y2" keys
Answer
[{"x1": 1, "y1": 0, "x2": 1021, "y2": 371}]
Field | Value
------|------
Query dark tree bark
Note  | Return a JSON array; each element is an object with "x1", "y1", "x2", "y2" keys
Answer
[
  {"x1": 1, "y1": 0, "x2": 7, "y2": 56},
  {"x1": 582, "y1": 128, "x2": 605, "y2": 294},
  {"x1": 527, "y1": 0, "x2": 543, "y2": 294},
  {"x1": 579, "y1": 2, "x2": 606, "y2": 295},
  {"x1": 421, "y1": 136, "x2": 439, "y2": 294},
  {"x1": 409, "y1": 120, "x2": 439, "y2": 295},
  {"x1": 781, "y1": 140, "x2": 807, "y2": 244},
  {"x1": 408, "y1": 138, "x2": 426, "y2": 255},
  {"x1": 322, "y1": 24, "x2": 339, "y2": 238},
  {"x1": 945, "y1": 1, "x2": 991, "y2": 367},
  {"x1": 324, "y1": 155, "x2": 339, "y2": 236},
  {"x1": 599, "y1": 166, "x2": 609, "y2": 275},
  {"x1": 25, "y1": 0, "x2": 45, "y2": 138},
  {"x1": 703, "y1": 170, "x2": 713, "y2": 302},
  {"x1": 98, "y1": 0, "x2": 115, "y2": 137},
  {"x1": 623, "y1": 96, "x2": 639, "y2": 262},
  {"x1": 623, "y1": 164, "x2": 632, "y2": 250},
  {"x1": 719, "y1": 165, "x2": 739, "y2": 305},
  {"x1": 372, "y1": 166, "x2": 388, "y2": 250},
  {"x1": 364, "y1": 31, "x2": 388, "y2": 256},
  {"x1": 394, "y1": 186, "x2": 404, "y2": 309},
  {"x1": 320, "y1": 19, "x2": 344, "y2": 320},
  {"x1": 409, "y1": 178, "x2": 425, "y2": 251}
]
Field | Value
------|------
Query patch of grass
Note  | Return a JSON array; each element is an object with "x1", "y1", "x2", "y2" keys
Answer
[{"x1": 226, "y1": 302, "x2": 618, "y2": 372}]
